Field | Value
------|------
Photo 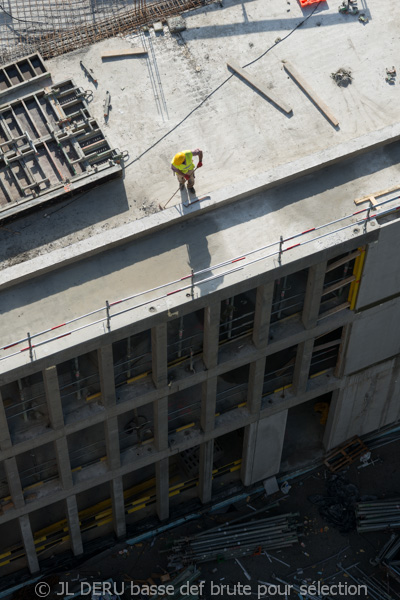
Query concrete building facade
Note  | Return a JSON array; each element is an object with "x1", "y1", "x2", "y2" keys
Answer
[
  {"x1": 1, "y1": 132, "x2": 400, "y2": 575},
  {"x1": 1, "y1": 0, "x2": 400, "y2": 581}
]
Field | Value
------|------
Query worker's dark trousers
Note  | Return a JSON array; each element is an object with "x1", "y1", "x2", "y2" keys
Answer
[{"x1": 176, "y1": 169, "x2": 195, "y2": 188}]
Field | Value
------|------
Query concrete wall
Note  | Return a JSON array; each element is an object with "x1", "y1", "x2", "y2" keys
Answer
[
  {"x1": 357, "y1": 219, "x2": 400, "y2": 308},
  {"x1": 244, "y1": 411, "x2": 288, "y2": 485},
  {"x1": 324, "y1": 357, "x2": 400, "y2": 449},
  {"x1": 344, "y1": 298, "x2": 400, "y2": 374}
]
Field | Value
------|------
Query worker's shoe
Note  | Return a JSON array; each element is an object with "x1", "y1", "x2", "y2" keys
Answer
[
  {"x1": 179, "y1": 183, "x2": 185, "y2": 190},
  {"x1": 188, "y1": 187, "x2": 196, "y2": 194}
]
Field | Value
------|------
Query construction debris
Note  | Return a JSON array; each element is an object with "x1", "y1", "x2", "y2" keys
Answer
[
  {"x1": 338, "y1": 0, "x2": 359, "y2": 15},
  {"x1": 338, "y1": 563, "x2": 397, "y2": 600},
  {"x1": 386, "y1": 67, "x2": 397, "y2": 84},
  {"x1": 104, "y1": 91, "x2": 112, "y2": 119},
  {"x1": 356, "y1": 498, "x2": 400, "y2": 533},
  {"x1": 101, "y1": 48, "x2": 147, "y2": 59},
  {"x1": 167, "y1": 512, "x2": 301, "y2": 567},
  {"x1": 331, "y1": 68, "x2": 352, "y2": 87},
  {"x1": 308, "y1": 474, "x2": 360, "y2": 533},
  {"x1": 283, "y1": 60, "x2": 339, "y2": 127},
  {"x1": 167, "y1": 16, "x2": 187, "y2": 33},
  {"x1": 324, "y1": 436, "x2": 368, "y2": 472},
  {"x1": 148, "y1": 566, "x2": 201, "y2": 600},
  {"x1": 80, "y1": 60, "x2": 98, "y2": 84}
]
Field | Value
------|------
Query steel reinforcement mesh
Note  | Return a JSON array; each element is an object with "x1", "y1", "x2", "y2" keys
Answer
[{"x1": 0, "y1": 0, "x2": 205, "y2": 64}]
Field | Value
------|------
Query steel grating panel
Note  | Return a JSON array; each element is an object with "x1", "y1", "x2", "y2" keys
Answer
[{"x1": 0, "y1": 79, "x2": 123, "y2": 222}]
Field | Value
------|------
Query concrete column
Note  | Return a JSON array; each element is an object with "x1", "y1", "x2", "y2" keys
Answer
[
  {"x1": 4, "y1": 457, "x2": 25, "y2": 509},
  {"x1": 152, "y1": 324, "x2": 168, "y2": 388},
  {"x1": 110, "y1": 476, "x2": 126, "y2": 539},
  {"x1": 302, "y1": 261, "x2": 327, "y2": 329},
  {"x1": 246, "y1": 358, "x2": 266, "y2": 414},
  {"x1": 19, "y1": 514, "x2": 39, "y2": 573},
  {"x1": 241, "y1": 411, "x2": 288, "y2": 486},
  {"x1": 98, "y1": 345, "x2": 117, "y2": 408},
  {"x1": 201, "y1": 378, "x2": 217, "y2": 433},
  {"x1": 156, "y1": 458, "x2": 169, "y2": 521},
  {"x1": 292, "y1": 339, "x2": 314, "y2": 395},
  {"x1": 334, "y1": 325, "x2": 351, "y2": 379},
  {"x1": 55, "y1": 438, "x2": 73, "y2": 489},
  {"x1": 252, "y1": 283, "x2": 274, "y2": 349},
  {"x1": 65, "y1": 495, "x2": 83, "y2": 556},
  {"x1": 198, "y1": 440, "x2": 214, "y2": 504},
  {"x1": 43, "y1": 365, "x2": 64, "y2": 429},
  {"x1": 154, "y1": 397, "x2": 168, "y2": 451},
  {"x1": 104, "y1": 416, "x2": 121, "y2": 470},
  {"x1": 0, "y1": 389, "x2": 11, "y2": 450},
  {"x1": 203, "y1": 302, "x2": 221, "y2": 370}
]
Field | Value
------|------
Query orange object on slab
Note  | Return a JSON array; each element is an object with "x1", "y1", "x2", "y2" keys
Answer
[{"x1": 299, "y1": 0, "x2": 326, "y2": 5}]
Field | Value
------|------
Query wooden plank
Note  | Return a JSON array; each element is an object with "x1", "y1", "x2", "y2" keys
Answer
[
  {"x1": 283, "y1": 60, "x2": 339, "y2": 127},
  {"x1": 325, "y1": 250, "x2": 362, "y2": 272},
  {"x1": 354, "y1": 184, "x2": 400, "y2": 205},
  {"x1": 101, "y1": 48, "x2": 148, "y2": 58},
  {"x1": 227, "y1": 60, "x2": 292, "y2": 114},
  {"x1": 322, "y1": 275, "x2": 355, "y2": 297}
]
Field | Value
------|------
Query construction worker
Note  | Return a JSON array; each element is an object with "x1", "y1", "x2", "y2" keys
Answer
[{"x1": 171, "y1": 148, "x2": 203, "y2": 195}]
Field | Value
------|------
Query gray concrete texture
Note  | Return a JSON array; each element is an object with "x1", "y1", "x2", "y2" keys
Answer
[{"x1": 1, "y1": 0, "x2": 400, "y2": 267}]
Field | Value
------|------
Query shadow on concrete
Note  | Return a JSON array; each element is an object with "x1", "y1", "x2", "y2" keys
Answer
[
  {"x1": 0, "y1": 176, "x2": 129, "y2": 264},
  {"x1": 182, "y1": 0, "x2": 371, "y2": 42}
]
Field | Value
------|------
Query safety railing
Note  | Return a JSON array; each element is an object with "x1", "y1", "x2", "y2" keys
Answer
[{"x1": 1, "y1": 195, "x2": 399, "y2": 368}]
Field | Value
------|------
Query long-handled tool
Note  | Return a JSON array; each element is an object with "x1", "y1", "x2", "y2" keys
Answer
[{"x1": 159, "y1": 165, "x2": 199, "y2": 211}]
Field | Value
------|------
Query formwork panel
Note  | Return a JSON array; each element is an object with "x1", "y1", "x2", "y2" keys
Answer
[{"x1": 0, "y1": 78, "x2": 123, "y2": 222}]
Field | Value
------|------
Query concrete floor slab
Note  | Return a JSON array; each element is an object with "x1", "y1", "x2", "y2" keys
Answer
[{"x1": 1, "y1": 0, "x2": 400, "y2": 268}]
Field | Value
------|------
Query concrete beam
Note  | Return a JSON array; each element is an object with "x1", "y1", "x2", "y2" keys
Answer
[
  {"x1": 43, "y1": 365, "x2": 64, "y2": 429},
  {"x1": 5, "y1": 457, "x2": 25, "y2": 509},
  {"x1": 253, "y1": 283, "x2": 274, "y2": 349},
  {"x1": 302, "y1": 262, "x2": 327, "y2": 329},
  {"x1": 98, "y1": 345, "x2": 117, "y2": 408},
  {"x1": 198, "y1": 440, "x2": 214, "y2": 504},
  {"x1": 19, "y1": 514, "x2": 39, "y2": 573},
  {"x1": 55, "y1": 438, "x2": 73, "y2": 489},
  {"x1": 152, "y1": 324, "x2": 167, "y2": 388},
  {"x1": 203, "y1": 303, "x2": 221, "y2": 370},
  {"x1": 246, "y1": 358, "x2": 266, "y2": 414},
  {"x1": 65, "y1": 495, "x2": 84, "y2": 556},
  {"x1": 110, "y1": 476, "x2": 126, "y2": 539},
  {"x1": 155, "y1": 458, "x2": 169, "y2": 521},
  {"x1": 0, "y1": 389, "x2": 11, "y2": 451}
]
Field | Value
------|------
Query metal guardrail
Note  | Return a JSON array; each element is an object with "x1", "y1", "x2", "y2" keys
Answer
[{"x1": 1, "y1": 194, "x2": 399, "y2": 368}]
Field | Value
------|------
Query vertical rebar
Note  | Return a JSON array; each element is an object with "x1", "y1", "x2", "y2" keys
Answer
[{"x1": 27, "y1": 332, "x2": 33, "y2": 361}]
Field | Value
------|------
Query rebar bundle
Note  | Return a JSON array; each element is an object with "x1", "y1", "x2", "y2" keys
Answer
[
  {"x1": 356, "y1": 499, "x2": 400, "y2": 533},
  {"x1": 168, "y1": 512, "x2": 301, "y2": 567},
  {"x1": 0, "y1": 0, "x2": 206, "y2": 64}
]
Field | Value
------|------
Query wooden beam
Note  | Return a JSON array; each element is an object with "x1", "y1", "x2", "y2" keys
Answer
[
  {"x1": 227, "y1": 60, "x2": 292, "y2": 114},
  {"x1": 354, "y1": 184, "x2": 400, "y2": 206},
  {"x1": 283, "y1": 60, "x2": 339, "y2": 127},
  {"x1": 101, "y1": 48, "x2": 147, "y2": 59}
]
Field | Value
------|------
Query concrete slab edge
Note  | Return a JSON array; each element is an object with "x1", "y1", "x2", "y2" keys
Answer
[{"x1": 1, "y1": 122, "x2": 400, "y2": 291}]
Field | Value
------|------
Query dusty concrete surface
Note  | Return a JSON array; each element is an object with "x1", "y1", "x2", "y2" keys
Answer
[
  {"x1": 1, "y1": 0, "x2": 400, "y2": 268},
  {"x1": 12, "y1": 436, "x2": 400, "y2": 600}
]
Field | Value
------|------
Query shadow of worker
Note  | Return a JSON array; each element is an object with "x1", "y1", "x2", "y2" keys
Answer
[{"x1": 184, "y1": 213, "x2": 224, "y2": 297}]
